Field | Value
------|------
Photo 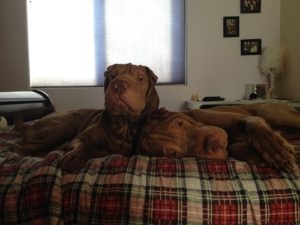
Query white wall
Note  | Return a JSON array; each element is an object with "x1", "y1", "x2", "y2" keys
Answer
[
  {"x1": 0, "y1": 0, "x2": 29, "y2": 91},
  {"x1": 280, "y1": 0, "x2": 300, "y2": 99},
  {"x1": 0, "y1": 0, "x2": 281, "y2": 111}
]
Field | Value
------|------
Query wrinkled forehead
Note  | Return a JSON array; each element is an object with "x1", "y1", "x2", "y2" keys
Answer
[
  {"x1": 108, "y1": 64, "x2": 146, "y2": 76},
  {"x1": 143, "y1": 113, "x2": 202, "y2": 134}
]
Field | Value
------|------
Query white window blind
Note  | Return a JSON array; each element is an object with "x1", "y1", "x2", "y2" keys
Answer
[{"x1": 26, "y1": 0, "x2": 185, "y2": 87}]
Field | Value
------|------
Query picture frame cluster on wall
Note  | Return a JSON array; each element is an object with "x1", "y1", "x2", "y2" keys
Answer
[
  {"x1": 223, "y1": 17, "x2": 239, "y2": 37},
  {"x1": 240, "y1": 0, "x2": 261, "y2": 14},
  {"x1": 241, "y1": 39, "x2": 262, "y2": 55},
  {"x1": 223, "y1": 0, "x2": 262, "y2": 55}
]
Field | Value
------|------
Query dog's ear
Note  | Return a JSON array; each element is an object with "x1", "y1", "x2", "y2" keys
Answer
[
  {"x1": 144, "y1": 88, "x2": 159, "y2": 116},
  {"x1": 104, "y1": 64, "x2": 118, "y2": 91},
  {"x1": 141, "y1": 66, "x2": 159, "y2": 118},
  {"x1": 144, "y1": 66, "x2": 158, "y2": 84},
  {"x1": 104, "y1": 70, "x2": 110, "y2": 91}
]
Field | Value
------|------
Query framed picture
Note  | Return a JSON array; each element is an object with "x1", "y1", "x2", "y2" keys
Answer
[
  {"x1": 241, "y1": 39, "x2": 262, "y2": 55},
  {"x1": 223, "y1": 16, "x2": 239, "y2": 37},
  {"x1": 240, "y1": 0, "x2": 261, "y2": 13}
]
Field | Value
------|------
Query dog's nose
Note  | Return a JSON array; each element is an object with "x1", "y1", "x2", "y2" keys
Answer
[{"x1": 112, "y1": 80, "x2": 128, "y2": 94}]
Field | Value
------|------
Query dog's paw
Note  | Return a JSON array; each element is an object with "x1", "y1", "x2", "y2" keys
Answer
[{"x1": 248, "y1": 126, "x2": 297, "y2": 172}]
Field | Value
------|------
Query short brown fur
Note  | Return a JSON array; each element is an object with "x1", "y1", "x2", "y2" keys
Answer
[
  {"x1": 15, "y1": 63, "x2": 159, "y2": 169},
  {"x1": 139, "y1": 103, "x2": 300, "y2": 172}
]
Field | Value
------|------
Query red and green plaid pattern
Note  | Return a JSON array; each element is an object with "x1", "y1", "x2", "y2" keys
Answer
[{"x1": 0, "y1": 127, "x2": 300, "y2": 225}]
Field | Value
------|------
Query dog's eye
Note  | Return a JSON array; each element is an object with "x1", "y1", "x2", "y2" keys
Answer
[
  {"x1": 138, "y1": 74, "x2": 144, "y2": 81},
  {"x1": 175, "y1": 120, "x2": 184, "y2": 128},
  {"x1": 111, "y1": 73, "x2": 117, "y2": 78}
]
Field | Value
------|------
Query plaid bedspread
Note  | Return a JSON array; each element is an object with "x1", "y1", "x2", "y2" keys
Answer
[{"x1": 0, "y1": 127, "x2": 300, "y2": 225}]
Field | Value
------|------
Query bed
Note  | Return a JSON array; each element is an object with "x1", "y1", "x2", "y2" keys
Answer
[{"x1": 0, "y1": 91, "x2": 299, "y2": 225}]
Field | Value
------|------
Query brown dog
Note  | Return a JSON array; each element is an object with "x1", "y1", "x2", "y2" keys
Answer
[
  {"x1": 139, "y1": 108, "x2": 228, "y2": 160},
  {"x1": 139, "y1": 103, "x2": 300, "y2": 172},
  {"x1": 16, "y1": 63, "x2": 159, "y2": 166}
]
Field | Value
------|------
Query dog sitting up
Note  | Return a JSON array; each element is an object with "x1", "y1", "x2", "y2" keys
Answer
[{"x1": 15, "y1": 63, "x2": 159, "y2": 169}]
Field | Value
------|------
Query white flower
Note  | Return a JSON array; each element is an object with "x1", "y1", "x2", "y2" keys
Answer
[{"x1": 258, "y1": 46, "x2": 287, "y2": 76}]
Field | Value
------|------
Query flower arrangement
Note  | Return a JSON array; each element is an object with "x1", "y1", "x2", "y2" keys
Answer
[
  {"x1": 258, "y1": 46, "x2": 287, "y2": 98},
  {"x1": 259, "y1": 46, "x2": 287, "y2": 75}
]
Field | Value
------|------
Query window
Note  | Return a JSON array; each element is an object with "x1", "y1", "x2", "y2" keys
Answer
[{"x1": 26, "y1": 0, "x2": 185, "y2": 87}]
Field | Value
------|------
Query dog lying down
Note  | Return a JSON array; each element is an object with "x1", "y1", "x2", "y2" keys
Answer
[
  {"x1": 138, "y1": 104, "x2": 300, "y2": 172},
  {"x1": 15, "y1": 63, "x2": 159, "y2": 168}
]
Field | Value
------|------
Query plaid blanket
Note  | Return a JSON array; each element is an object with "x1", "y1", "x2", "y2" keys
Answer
[{"x1": 0, "y1": 127, "x2": 300, "y2": 225}]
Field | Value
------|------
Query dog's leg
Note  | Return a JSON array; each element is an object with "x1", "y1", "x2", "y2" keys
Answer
[
  {"x1": 186, "y1": 109, "x2": 298, "y2": 172},
  {"x1": 14, "y1": 112, "x2": 78, "y2": 155},
  {"x1": 245, "y1": 103, "x2": 300, "y2": 129},
  {"x1": 229, "y1": 141, "x2": 265, "y2": 164},
  {"x1": 61, "y1": 124, "x2": 109, "y2": 171},
  {"x1": 243, "y1": 116, "x2": 297, "y2": 172},
  {"x1": 185, "y1": 109, "x2": 247, "y2": 129}
]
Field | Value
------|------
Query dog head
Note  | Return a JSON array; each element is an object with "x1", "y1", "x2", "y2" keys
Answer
[
  {"x1": 104, "y1": 63, "x2": 159, "y2": 121},
  {"x1": 138, "y1": 108, "x2": 228, "y2": 160}
]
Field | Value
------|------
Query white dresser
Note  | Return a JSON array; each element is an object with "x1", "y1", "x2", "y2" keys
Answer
[{"x1": 186, "y1": 99, "x2": 300, "y2": 110}]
